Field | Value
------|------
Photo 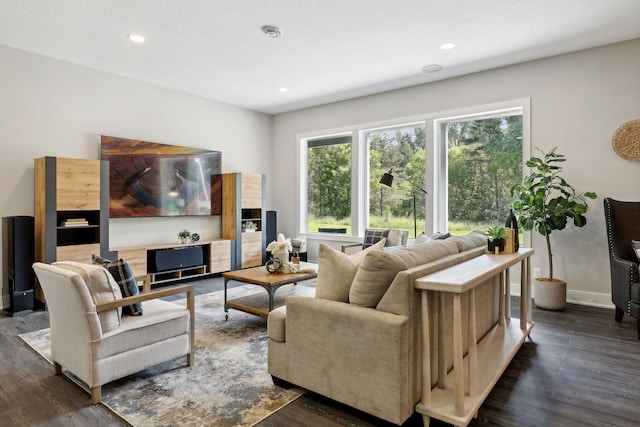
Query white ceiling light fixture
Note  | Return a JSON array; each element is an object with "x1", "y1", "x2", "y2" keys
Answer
[
  {"x1": 128, "y1": 34, "x2": 145, "y2": 43},
  {"x1": 421, "y1": 64, "x2": 443, "y2": 73},
  {"x1": 440, "y1": 42, "x2": 456, "y2": 50},
  {"x1": 262, "y1": 25, "x2": 282, "y2": 38}
]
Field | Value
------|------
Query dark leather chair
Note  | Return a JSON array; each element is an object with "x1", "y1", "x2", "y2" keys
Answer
[{"x1": 603, "y1": 198, "x2": 640, "y2": 339}]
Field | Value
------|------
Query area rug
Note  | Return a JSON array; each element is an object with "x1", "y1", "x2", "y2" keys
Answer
[{"x1": 19, "y1": 284, "x2": 309, "y2": 426}]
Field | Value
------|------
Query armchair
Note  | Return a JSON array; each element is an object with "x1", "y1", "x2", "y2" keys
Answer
[
  {"x1": 603, "y1": 198, "x2": 640, "y2": 339},
  {"x1": 32, "y1": 261, "x2": 194, "y2": 403},
  {"x1": 341, "y1": 228, "x2": 408, "y2": 254}
]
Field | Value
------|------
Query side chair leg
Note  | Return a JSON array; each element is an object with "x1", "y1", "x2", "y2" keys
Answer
[
  {"x1": 615, "y1": 307, "x2": 624, "y2": 322},
  {"x1": 90, "y1": 386, "x2": 102, "y2": 404},
  {"x1": 53, "y1": 361, "x2": 62, "y2": 375}
]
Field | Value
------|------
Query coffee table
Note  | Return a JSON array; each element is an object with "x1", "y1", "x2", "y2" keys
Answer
[{"x1": 222, "y1": 263, "x2": 317, "y2": 320}]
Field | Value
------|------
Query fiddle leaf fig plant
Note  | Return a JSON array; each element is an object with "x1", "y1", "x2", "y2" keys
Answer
[{"x1": 511, "y1": 147, "x2": 597, "y2": 280}]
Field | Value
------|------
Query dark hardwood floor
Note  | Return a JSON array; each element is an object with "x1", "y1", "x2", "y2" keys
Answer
[{"x1": 2, "y1": 276, "x2": 639, "y2": 426}]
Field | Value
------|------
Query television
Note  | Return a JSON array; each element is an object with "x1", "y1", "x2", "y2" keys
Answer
[{"x1": 100, "y1": 136, "x2": 222, "y2": 218}]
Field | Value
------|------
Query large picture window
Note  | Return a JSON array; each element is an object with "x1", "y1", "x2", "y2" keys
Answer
[{"x1": 299, "y1": 99, "x2": 529, "y2": 239}]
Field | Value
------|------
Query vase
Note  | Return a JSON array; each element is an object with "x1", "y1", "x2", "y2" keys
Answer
[
  {"x1": 272, "y1": 249, "x2": 290, "y2": 271},
  {"x1": 505, "y1": 208, "x2": 519, "y2": 251}
]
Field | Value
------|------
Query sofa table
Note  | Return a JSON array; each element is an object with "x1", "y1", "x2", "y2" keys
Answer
[
  {"x1": 222, "y1": 263, "x2": 317, "y2": 320},
  {"x1": 414, "y1": 248, "x2": 534, "y2": 427}
]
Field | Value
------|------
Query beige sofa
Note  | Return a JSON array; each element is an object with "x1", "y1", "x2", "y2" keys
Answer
[{"x1": 267, "y1": 232, "x2": 495, "y2": 425}]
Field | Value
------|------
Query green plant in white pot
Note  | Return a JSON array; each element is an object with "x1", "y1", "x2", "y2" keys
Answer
[{"x1": 511, "y1": 147, "x2": 597, "y2": 310}]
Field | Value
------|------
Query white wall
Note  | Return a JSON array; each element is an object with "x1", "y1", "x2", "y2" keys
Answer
[
  {"x1": 0, "y1": 45, "x2": 272, "y2": 306},
  {"x1": 271, "y1": 38, "x2": 640, "y2": 307}
]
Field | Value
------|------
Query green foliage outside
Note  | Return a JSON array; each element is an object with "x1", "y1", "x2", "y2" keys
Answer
[{"x1": 307, "y1": 114, "x2": 523, "y2": 238}]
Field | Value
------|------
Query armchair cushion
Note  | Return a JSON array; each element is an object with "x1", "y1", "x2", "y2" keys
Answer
[
  {"x1": 315, "y1": 239, "x2": 386, "y2": 302},
  {"x1": 52, "y1": 261, "x2": 122, "y2": 333},
  {"x1": 93, "y1": 255, "x2": 143, "y2": 316}
]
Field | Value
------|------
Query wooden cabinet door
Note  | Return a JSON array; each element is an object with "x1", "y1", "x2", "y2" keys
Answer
[{"x1": 56, "y1": 158, "x2": 102, "y2": 211}]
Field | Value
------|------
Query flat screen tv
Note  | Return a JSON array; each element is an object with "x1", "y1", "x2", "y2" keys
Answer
[{"x1": 101, "y1": 136, "x2": 222, "y2": 218}]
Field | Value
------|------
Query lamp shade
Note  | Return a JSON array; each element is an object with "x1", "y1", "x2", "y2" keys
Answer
[{"x1": 380, "y1": 171, "x2": 394, "y2": 187}]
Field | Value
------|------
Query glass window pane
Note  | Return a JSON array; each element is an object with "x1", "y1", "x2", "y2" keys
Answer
[
  {"x1": 306, "y1": 136, "x2": 352, "y2": 233},
  {"x1": 446, "y1": 115, "x2": 523, "y2": 235},
  {"x1": 368, "y1": 126, "x2": 426, "y2": 238}
]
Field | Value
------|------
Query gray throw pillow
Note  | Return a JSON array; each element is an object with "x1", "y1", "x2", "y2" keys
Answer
[
  {"x1": 362, "y1": 228, "x2": 389, "y2": 249},
  {"x1": 92, "y1": 255, "x2": 143, "y2": 316},
  {"x1": 632, "y1": 240, "x2": 640, "y2": 263}
]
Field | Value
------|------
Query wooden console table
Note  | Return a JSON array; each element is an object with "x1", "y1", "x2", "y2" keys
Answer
[{"x1": 414, "y1": 248, "x2": 534, "y2": 426}]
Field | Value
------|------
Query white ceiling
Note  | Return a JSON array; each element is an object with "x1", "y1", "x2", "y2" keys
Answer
[{"x1": 1, "y1": 0, "x2": 639, "y2": 115}]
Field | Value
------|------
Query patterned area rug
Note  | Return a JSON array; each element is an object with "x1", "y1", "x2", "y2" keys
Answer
[{"x1": 19, "y1": 284, "x2": 308, "y2": 426}]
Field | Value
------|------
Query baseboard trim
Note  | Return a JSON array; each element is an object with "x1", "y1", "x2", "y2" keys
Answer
[{"x1": 509, "y1": 283, "x2": 613, "y2": 309}]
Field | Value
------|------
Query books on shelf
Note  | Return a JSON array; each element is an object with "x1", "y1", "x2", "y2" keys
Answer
[{"x1": 61, "y1": 218, "x2": 89, "y2": 227}]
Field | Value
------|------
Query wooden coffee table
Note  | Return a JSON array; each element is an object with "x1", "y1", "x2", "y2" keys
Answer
[{"x1": 222, "y1": 263, "x2": 317, "y2": 320}]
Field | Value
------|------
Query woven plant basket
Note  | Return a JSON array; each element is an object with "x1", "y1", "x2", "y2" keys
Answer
[{"x1": 612, "y1": 119, "x2": 640, "y2": 161}]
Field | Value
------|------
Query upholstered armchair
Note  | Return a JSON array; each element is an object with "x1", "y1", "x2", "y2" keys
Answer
[
  {"x1": 340, "y1": 228, "x2": 409, "y2": 254},
  {"x1": 32, "y1": 261, "x2": 194, "y2": 403},
  {"x1": 603, "y1": 198, "x2": 640, "y2": 339}
]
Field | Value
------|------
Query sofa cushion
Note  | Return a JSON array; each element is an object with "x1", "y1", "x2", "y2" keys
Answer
[
  {"x1": 349, "y1": 240, "x2": 459, "y2": 307},
  {"x1": 315, "y1": 239, "x2": 386, "y2": 302},
  {"x1": 447, "y1": 231, "x2": 488, "y2": 252},
  {"x1": 93, "y1": 255, "x2": 143, "y2": 316},
  {"x1": 53, "y1": 261, "x2": 122, "y2": 333}
]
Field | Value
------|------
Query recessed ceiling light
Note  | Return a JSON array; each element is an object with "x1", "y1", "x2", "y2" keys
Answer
[
  {"x1": 128, "y1": 34, "x2": 145, "y2": 43},
  {"x1": 277, "y1": 87, "x2": 289, "y2": 93},
  {"x1": 262, "y1": 25, "x2": 282, "y2": 38},
  {"x1": 440, "y1": 42, "x2": 456, "y2": 50},
  {"x1": 421, "y1": 64, "x2": 444, "y2": 73}
]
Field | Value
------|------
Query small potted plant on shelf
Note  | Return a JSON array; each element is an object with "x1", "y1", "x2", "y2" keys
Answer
[
  {"x1": 242, "y1": 221, "x2": 258, "y2": 233},
  {"x1": 487, "y1": 226, "x2": 508, "y2": 253},
  {"x1": 178, "y1": 229, "x2": 191, "y2": 244},
  {"x1": 511, "y1": 146, "x2": 597, "y2": 310}
]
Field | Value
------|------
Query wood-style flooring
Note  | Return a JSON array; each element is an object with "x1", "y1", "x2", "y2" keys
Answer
[{"x1": 2, "y1": 276, "x2": 639, "y2": 427}]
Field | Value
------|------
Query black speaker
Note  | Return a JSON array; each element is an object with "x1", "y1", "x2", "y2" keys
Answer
[
  {"x1": 148, "y1": 245, "x2": 204, "y2": 273},
  {"x1": 2, "y1": 216, "x2": 35, "y2": 314},
  {"x1": 266, "y1": 210, "x2": 277, "y2": 245}
]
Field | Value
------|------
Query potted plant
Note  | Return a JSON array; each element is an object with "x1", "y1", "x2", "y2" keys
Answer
[
  {"x1": 178, "y1": 229, "x2": 191, "y2": 244},
  {"x1": 242, "y1": 221, "x2": 258, "y2": 233},
  {"x1": 511, "y1": 146, "x2": 597, "y2": 310},
  {"x1": 487, "y1": 226, "x2": 508, "y2": 253}
]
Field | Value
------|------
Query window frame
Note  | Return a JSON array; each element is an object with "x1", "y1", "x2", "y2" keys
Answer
[{"x1": 297, "y1": 98, "x2": 531, "y2": 241}]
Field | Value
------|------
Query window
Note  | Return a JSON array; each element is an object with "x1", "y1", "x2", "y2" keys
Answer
[
  {"x1": 367, "y1": 125, "x2": 426, "y2": 238},
  {"x1": 304, "y1": 134, "x2": 352, "y2": 234},
  {"x1": 434, "y1": 106, "x2": 525, "y2": 235},
  {"x1": 299, "y1": 99, "x2": 529, "y2": 239}
]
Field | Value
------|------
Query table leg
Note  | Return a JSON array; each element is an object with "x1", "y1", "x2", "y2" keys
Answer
[
  {"x1": 420, "y1": 291, "x2": 432, "y2": 405},
  {"x1": 224, "y1": 277, "x2": 229, "y2": 321},
  {"x1": 438, "y1": 292, "x2": 446, "y2": 389},
  {"x1": 505, "y1": 268, "x2": 511, "y2": 322},
  {"x1": 453, "y1": 293, "x2": 464, "y2": 416},
  {"x1": 468, "y1": 288, "x2": 478, "y2": 397}
]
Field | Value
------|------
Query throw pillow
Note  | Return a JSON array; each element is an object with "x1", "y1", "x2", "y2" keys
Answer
[
  {"x1": 92, "y1": 255, "x2": 143, "y2": 316},
  {"x1": 632, "y1": 240, "x2": 640, "y2": 263},
  {"x1": 362, "y1": 228, "x2": 390, "y2": 249},
  {"x1": 315, "y1": 239, "x2": 386, "y2": 302},
  {"x1": 53, "y1": 261, "x2": 122, "y2": 333},
  {"x1": 349, "y1": 239, "x2": 459, "y2": 307}
]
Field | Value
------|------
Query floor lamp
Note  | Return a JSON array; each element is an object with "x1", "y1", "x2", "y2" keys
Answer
[{"x1": 379, "y1": 169, "x2": 428, "y2": 238}]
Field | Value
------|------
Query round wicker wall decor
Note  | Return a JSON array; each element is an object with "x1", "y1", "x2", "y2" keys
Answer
[{"x1": 612, "y1": 119, "x2": 640, "y2": 161}]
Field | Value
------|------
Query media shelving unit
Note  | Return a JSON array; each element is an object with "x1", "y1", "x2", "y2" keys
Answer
[
  {"x1": 34, "y1": 156, "x2": 110, "y2": 304},
  {"x1": 113, "y1": 239, "x2": 232, "y2": 287},
  {"x1": 221, "y1": 173, "x2": 266, "y2": 269}
]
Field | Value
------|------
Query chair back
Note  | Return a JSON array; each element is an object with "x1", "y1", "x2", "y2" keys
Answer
[{"x1": 604, "y1": 198, "x2": 640, "y2": 263}]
